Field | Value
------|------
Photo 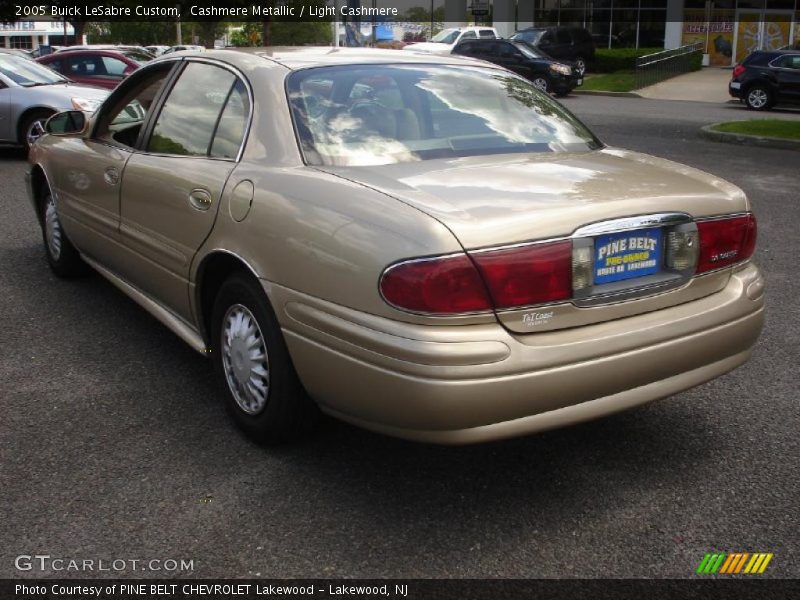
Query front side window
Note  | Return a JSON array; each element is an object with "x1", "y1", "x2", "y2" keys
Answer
[
  {"x1": 147, "y1": 62, "x2": 238, "y2": 157},
  {"x1": 287, "y1": 65, "x2": 601, "y2": 167},
  {"x1": 94, "y1": 65, "x2": 173, "y2": 148}
]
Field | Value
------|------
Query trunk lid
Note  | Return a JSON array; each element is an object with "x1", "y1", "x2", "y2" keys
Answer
[{"x1": 320, "y1": 148, "x2": 748, "y2": 333}]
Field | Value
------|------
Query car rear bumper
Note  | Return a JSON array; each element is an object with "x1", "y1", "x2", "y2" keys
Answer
[
  {"x1": 729, "y1": 81, "x2": 743, "y2": 98},
  {"x1": 273, "y1": 263, "x2": 765, "y2": 444}
]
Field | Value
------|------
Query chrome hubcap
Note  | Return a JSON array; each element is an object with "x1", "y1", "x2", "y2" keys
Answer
[
  {"x1": 221, "y1": 304, "x2": 269, "y2": 415},
  {"x1": 44, "y1": 195, "x2": 62, "y2": 260},
  {"x1": 533, "y1": 78, "x2": 548, "y2": 92},
  {"x1": 748, "y1": 89, "x2": 767, "y2": 108},
  {"x1": 27, "y1": 119, "x2": 46, "y2": 147}
]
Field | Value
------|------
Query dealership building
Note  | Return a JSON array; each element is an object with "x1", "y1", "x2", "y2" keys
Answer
[
  {"x1": 442, "y1": 0, "x2": 798, "y2": 66},
  {"x1": 0, "y1": 21, "x2": 79, "y2": 50}
]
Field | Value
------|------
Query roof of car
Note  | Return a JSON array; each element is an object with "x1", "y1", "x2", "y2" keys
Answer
[{"x1": 160, "y1": 47, "x2": 492, "y2": 71}]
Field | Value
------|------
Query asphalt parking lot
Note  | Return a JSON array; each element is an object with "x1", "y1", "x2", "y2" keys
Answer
[{"x1": 1, "y1": 96, "x2": 798, "y2": 580}]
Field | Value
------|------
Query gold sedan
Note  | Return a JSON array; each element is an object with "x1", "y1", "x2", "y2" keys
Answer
[{"x1": 27, "y1": 48, "x2": 764, "y2": 444}]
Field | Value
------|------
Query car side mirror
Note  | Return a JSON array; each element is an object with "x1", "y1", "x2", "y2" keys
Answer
[{"x1": 45, "y1": 110, "x2": 87, "y2": 136}]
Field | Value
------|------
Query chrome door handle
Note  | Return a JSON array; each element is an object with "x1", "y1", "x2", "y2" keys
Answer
[
  {"x1": 188, "y1": 188, "x2": 213, "y2": 211},
  {"x1": 104, "y1": 167, "x2": 119, "y2": 185}
]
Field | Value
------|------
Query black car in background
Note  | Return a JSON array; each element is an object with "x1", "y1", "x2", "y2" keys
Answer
[
  {"x1": 510, "y1": 26, "x2": 595, "y2": 76},
  {"x1": 729, "y1": 50, "x2": 800, "y2": 110},
  {"x1": 452, "y1": 39, "x2": 581, "y2": 97}
]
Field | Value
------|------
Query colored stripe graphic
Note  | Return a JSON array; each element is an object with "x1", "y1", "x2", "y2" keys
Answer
[{"x1": 697, "y1": 552, "x2": 773, "y2": 574}]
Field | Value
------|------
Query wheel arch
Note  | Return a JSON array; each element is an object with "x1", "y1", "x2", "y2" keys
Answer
[
  {"x1": 194, "y1": 250, "x2": 263, "y2": 347},
  {"x1": 29, "y1": 163, "x2": 52, "y2": 225}
]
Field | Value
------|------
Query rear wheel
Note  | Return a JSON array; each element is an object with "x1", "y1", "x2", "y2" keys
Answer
[
  {"x1": 20, "y1": 110, "x2": 53, "y2": 152},
  {"x1": 744, "y1": 85, "x2": 773, "y2": 111},
  {"x1": 40, "y1": 191, "x2": 87, "y2": 278},
  {"x1": 210, "y1": 273, "x2": 319, "y2": 444}
]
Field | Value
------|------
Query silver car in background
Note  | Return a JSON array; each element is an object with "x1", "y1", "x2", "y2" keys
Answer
[{"x1": 0, "y1": 53, "x2": 108, "y2": 151}]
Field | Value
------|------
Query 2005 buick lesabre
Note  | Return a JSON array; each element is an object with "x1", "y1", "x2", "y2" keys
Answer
[{"x1": 27, "y1": 48, "x2": 764, "y2": 444}]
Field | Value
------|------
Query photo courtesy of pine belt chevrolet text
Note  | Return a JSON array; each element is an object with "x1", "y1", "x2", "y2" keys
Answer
[{"x1": 26, "y1": 48, "x2": 765, "y2": 444}]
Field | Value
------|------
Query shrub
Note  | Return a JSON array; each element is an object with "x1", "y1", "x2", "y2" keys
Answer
[{"x1": 589, "y1": 48, "x2": 663, "y2": 73}]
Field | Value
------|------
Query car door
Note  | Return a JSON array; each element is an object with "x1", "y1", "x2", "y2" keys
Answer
[
  {"x1": 494, "y1": 42, "x2": 530, "y2": 77},
  {"x1": 49, "y1": 61, "x2": 178, "y2": 266},
  {"x1": 117, "y1": 60, "x2": 250, "y2": 320},
  {"x1": 772, "y1": 54, "x2": 800, "y2": 101}
]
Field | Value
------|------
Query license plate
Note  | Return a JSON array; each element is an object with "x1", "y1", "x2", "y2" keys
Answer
[
  {"x1": 730, "y1": 81, "x2": 741, "y2": 89},
  {"x1": 577, "y1": 78, "x2": 583, "y2": 86},
  {"x1": 594, "y1": 228, "x2": 662, "y2": 285}
]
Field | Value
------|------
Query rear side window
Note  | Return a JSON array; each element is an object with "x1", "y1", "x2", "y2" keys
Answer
[
  {"x1": 556, "y1": 30, "x2": 572, "y2": 44},
  {"x1": 147, "y1": 62, "x2": 246, "y2": 157},
  {"x1": 210, "y1": 80, "x2": 250, "y2": 159},
  {"x1": 454, "y1": 41, "x2": 476, "y2": 55},
  {"x1": 774, "y1": 54, "x2": 800, "y2": 69},
  {"x1": 571, "y1": 28, "x2": 591, "y2": 43},
  {"x1": 479, "y1": 29, "x2": 496, "y2": 39}
]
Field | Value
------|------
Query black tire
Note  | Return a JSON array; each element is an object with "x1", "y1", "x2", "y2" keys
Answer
[
  {"x1": 210, "y1": 273, "x2": 319, "y2": 444},
  {"x1": 40, "y1": 190, "x2": 87, "y2": 278},
  {"x1": 744, "y1": 85, "x2": 773, "y2": 111},
  {"x1": 20, "y1": 110, "x2": 54, "y2": 152}
]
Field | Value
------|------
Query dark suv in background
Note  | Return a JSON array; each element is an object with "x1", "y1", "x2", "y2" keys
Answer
[
  {"x1": 729, "y1": 50, "x2": 800, "y2": 110},
  {"x1": 453, "y1": 39, "x2": 582, "y2": 97},
  {"x1": 510, "y1": 26, "x2": 595, "y2": 75}
]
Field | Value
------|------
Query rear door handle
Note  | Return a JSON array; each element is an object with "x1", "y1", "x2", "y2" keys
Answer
[{"x1": 188, "y1": 188, "x2": 213, "y2": 211}]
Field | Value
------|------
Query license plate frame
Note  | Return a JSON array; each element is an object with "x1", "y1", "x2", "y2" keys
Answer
[{"x1": 593, "y1": 227, "x2": 663, "y2": 285}]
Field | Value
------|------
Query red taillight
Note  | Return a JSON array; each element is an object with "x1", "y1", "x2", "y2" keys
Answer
[
  {"x1": 379, "y1": 254, "x2": 492, "y2": 314},
  {"x1": 379, "y1": 240, "x2": 573, "y2": 315},
  {"x1": 696, "y1": 213, "x2": 757, "y2": 274},
  {"x1": 732, "y1": 64, "x2": 746, "y2": 79},
  {"x1": 470, "y1": 240, "x2": 573, "y2": 309}
]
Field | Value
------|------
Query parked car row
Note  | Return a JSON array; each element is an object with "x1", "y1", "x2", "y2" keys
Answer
[
  {"x1": 0, "y1": 52, "x2": 108, "y2": 150},
  {"x1": 403, "y1": 25, "x2": 592, "y2": 96}
]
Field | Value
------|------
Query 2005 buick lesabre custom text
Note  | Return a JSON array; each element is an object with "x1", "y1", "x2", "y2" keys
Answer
[{"x1": 27, "y1": 49, "x2": 764, "y2": 444}]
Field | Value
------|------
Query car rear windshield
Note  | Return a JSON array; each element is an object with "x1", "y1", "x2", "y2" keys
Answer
[
  {"x1": 287, "y1": 64, "x2": 601, "y2": 167},
  {"x1": 123, "y1": 51, "x2": 154, "y2": 64},
  {"x1": 0, "y1": 54, "x2": 65, "y2": 86},
  {"x1": 430, "y1": 29, "x2": 460, "y2": 44}
]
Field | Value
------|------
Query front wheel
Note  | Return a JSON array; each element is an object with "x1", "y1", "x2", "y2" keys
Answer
[
  {"x1": 744, "y1": 85, "x2": 773, "y2": 111},
  {"x1": 532, "y1": 76, "x2": 550, "y2": 93},
  {"x1": 40, "y1": 192, "x2": 87, "y2": 278},
  {"x1": 210, "y1": 273, "x2": 319, "y2": 444},
  {"x1": 20, "y1": 110, "x2": 53, "y2": 152}
]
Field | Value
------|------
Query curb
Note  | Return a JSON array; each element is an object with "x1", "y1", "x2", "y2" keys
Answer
[
  {"x1": 699, "y1": 123, "x2": 800, "y2": 151},
  {"x1": 572, "y1": 90, "x2": 642, "y2": 98}
]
